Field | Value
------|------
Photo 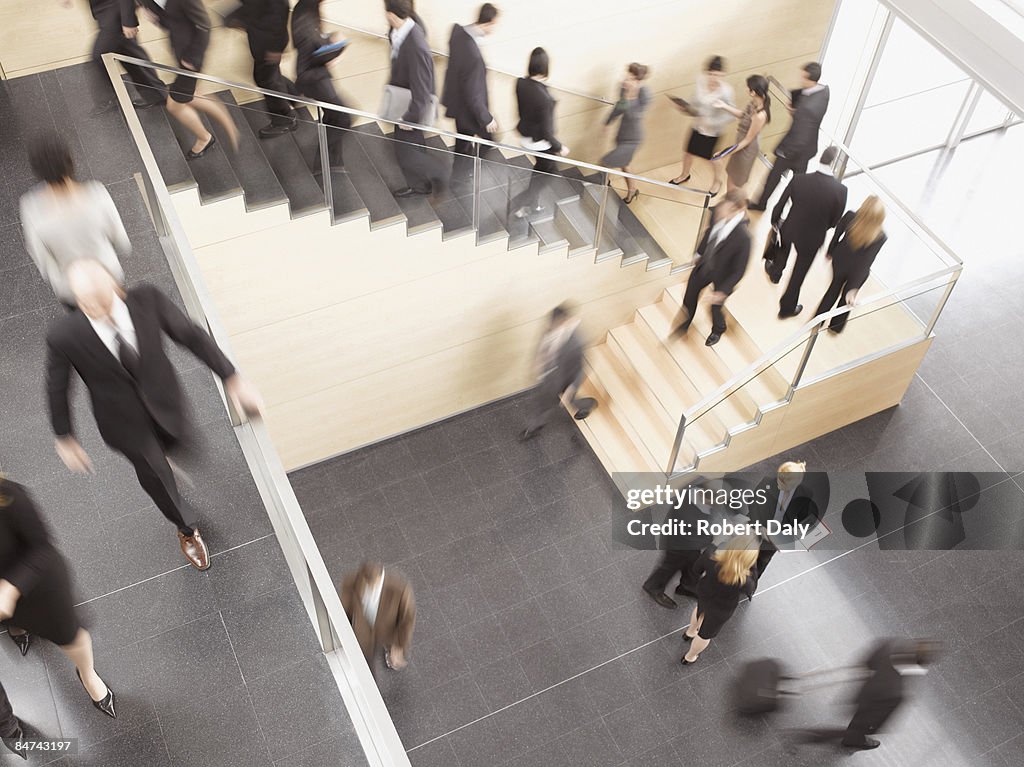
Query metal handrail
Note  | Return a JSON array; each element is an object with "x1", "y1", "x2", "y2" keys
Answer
[
  {"x1": 318, "y1": 15, "x2": 615, "y2": 105},
  {"x1": 108, "y1": 54, "x2": 709, "y2": 199},
  {"x1": 102, "y1": 53, "x2": 409, "y2": 767}
]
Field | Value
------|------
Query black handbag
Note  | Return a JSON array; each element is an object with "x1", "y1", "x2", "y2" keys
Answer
[{"x1": 762, "y1": 225, "x2": 786, "y2": 263}]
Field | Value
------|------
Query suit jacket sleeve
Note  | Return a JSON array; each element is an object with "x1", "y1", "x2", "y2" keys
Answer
[
  {"x1": 3, "y1": 485, "x2": 59, "y2": 598},
  {"x1": 717, "y1": 231, "x2": 750, "y2": 296},
  {"x1": 402, "y1": 36, "x2": 435, "y2": 124},
  {"x1": 827, "y1": 210, "x2": 854, "y2": 254},
  {"x1": 849, "y1": 234, "x2": 886, "y2": 291},
  {"x1": 180, "y1": 0, "x2": 212, "y2": 68},
  {"x1": 149, "y1": 286, "x2": 236, "y2": 380},
  {"x1": 46, "y1": 331, "x2": 75, "y2": 438},
  {"x1": 771, "y1": 178, "x2": 794, "y2": 226},
  {"x1": 120, "y1": 0, "x2": 140, "y2": 27},
  {"x1": 395, "y1": 580, "x2": 416, "y2": 650},
  {"x1": 467, "y1": 42, "x2": 491, "y2": 128}
]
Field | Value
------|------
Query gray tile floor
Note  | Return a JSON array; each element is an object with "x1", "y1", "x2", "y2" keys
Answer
[
  {"x1": 295, "y1": 127, "x2": 1024, "y2": 766},
  {"x1": 0, "y1": 66, "x2": 365, "y2": 766}
]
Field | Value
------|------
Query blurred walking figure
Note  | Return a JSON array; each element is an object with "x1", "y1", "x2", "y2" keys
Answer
[
  {"x1": 670, "y1": 189, "x2": 750, "y2": 347},
  {"x1": 0, "y1": 478, "x2": 116, "y2": 719},
  {"x1": 680, "y1": 535, "x2": 758, "y2": 665},
  {"x1": 801, "y1": 638, "x2": 941, "y2": 750},
  {"x1": 20, "y1": 133, "x2": 129, "y2": 309},
  {"x1": 510, "y1": 47, "x2": 570, "y2": 219},
  {"x1": 750, "y1": 62, "x2": 830, "y2": 211},
  {"x1": 384, "y1": 0, "x2": 446, "y2": 197},
  {"x1": 441, "y1": 3, "x2": 500, "y2": 181},
  {"x1": 1, "y1": 681, "x2": 27, "y2": 759},
  {"x1": 717, "y1": 75, "x2": 771, "y2": 193},
  {"x1": 340, "y1": 562, "x2": 416, "y2": 674},
  {"x1": 814, "y1": 196, "x2": 887, "y2": 333},
  {"x1": 46, "y1": 260, "x2": 264, "y2": 570},
  {"x1": 520, "y1": 304, "x2": 595, "y2": 441},
  {"x1": 769, "y1": 145, "x2": 847, "y2": 318},
  {"x1": 292, "y1": 0, "x2": 352, "y2": 171},
  {"x1": 74, "y1": 0, "x2": 166, "y2": 116},
  {"x1": 669, "y1": 55, "x2": 734, "y2": 194},
  {"x1": 601, "y1": 63, "x2": 651, "y2": 204},
  {"x1": 237, "y1": 0, "x2": 301, "y2": 138},
  {"x1": 135, "y1": 0, "x2": 239, "y2": 158}
]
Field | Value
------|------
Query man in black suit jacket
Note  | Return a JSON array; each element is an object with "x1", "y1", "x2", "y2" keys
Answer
[
  {"x1": 751, "y1": 62, "x2": 830, "y2": 211},
  {"x1": 238, "y1": 0, "x2": 301, "y2": 138},
  {"x1": 671, "y1": 189, "x2": 751, "y2": 347},
  {"x1": 46, "y1": 261, "x2": 263, "y2": 570},
  {"x1": 81, "y1": 0, "x2": 165, "y2": 115},
  {"x1": 642, "y1": 498, "x2": 715, "y2": 609},
  {"x1": 385, "y1": 0, "x2": 445, "y2": 197},
  {"x1": 441, "y1": 4, "x2": 500, "y2": 179},
  {"x1": 745, "y1": 461, "x2": 820, "y2": 576},
  {"x1": 769, "y1": 145, "x2": 848, "y2": 318}
]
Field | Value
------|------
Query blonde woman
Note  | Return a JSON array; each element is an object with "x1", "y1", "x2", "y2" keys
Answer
[
  {"x1": 681, "y1": 535, "x2": 759, "y2": 665},
  {"x1": 814, "y1": 196, "x2": 887, "y2": 333}
]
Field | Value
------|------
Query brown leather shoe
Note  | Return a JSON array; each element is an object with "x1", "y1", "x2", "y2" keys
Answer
[{"x1": 178, "y1": 529, "x2": 211, "y2": 570}]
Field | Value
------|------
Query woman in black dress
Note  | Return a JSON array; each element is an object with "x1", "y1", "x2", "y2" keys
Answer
[
  {"x1": 814, "y1": 195, "x2": 887, "y2": 333},
  {"x1": 0, "y1": 478, "x2": 115, "y2": 718},
  {"x1": 681, "y1": 535, "x2": 758, "y2": 665}
]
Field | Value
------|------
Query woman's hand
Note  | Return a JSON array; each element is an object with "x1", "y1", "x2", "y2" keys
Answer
[{"x1": 0, "y1": 580, "x2": 21, "y2": 621}]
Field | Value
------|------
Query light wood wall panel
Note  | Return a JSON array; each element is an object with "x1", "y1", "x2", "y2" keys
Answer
[{"x1": 183, "y1": 195, "x2": 680, "y2": 469}]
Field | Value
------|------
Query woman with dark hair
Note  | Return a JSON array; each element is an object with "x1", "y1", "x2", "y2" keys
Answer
[
  {"x1": 510, "y1": 47, "x2": 570, "y2": 218},
  {"x1": 718, "y1": 75, "x2": 771, "y2": 192},
  {"x1": 0, "y1": 478, "x2": 116, "y2": 718},
  {"x1": 601, "y1": 63, "x2": 651, "y2": 204},
  {"x1": 670, "y1": 55, "x2": 735, "y2": 194},
  {"x1": 19, "y1": 133, "x2": 129, "y2": 309}
]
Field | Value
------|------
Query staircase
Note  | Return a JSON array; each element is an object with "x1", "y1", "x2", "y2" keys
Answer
[{"x1": 135, "y1": 91, "x2": 675, "y2": 272}]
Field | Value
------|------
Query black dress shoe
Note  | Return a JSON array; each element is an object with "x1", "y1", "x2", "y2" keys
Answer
[
  {"x1": 186, "y1": 133, "x2": 217, "y2": 160},
  {"x1": 777, "y1": 305, "x2": 803, "y2": 319},
  {"x1": 674, "y1": 584, "x2": 696, "y2": 598},
  {"x1": 705, "y1": 332, "x2": 721, "y2": 347},
  {"x1": 258, "y1": 119, "x2": 298, "y2": 138},
  {"x1": 748, "y1": 203, "x2": 766, "y2": 212},
  {"x1": 394, "y1": 185, "x2": 431, "y2": 198},
  {"x1": 518, "y1": 427, "x2": 542, "y2": 442},
  {"x1": 9, "y1": 632, "x2": 30, "y2": 656},
  {"x1": 643, "y1": 587, "x2": 677, "y2": 609},
  {"x1": 133, "y1": 95, "x2": 165, "y2": 109},
  {"x1": 842, "y1": 737, "x2": 880, "y2": 750},
  {"x1": 76, "y1": 669, "x2": 116, "y2": 719}
]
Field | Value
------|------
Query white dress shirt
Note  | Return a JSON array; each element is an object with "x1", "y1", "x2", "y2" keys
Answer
[
  {"x1": 390, "y1": 18, "x2": 416, "y2": 58},
  {"x1": 361, "y1": 569, "x2": 385, "y2": 627},
  {"x1": 87, "y1": 296, "x2": 138, "y2": 360}
]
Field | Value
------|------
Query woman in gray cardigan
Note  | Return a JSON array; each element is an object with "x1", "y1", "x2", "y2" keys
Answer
[
  {"x1": 19, "y1": 134, "x2": 128, "y2": 308},
  {"x1": 601, "y1": 63, "x2": 651, "y2": 204}
]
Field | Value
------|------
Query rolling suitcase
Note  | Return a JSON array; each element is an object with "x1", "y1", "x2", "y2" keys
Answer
[{"x1": 733, "y1": 659, "x2": 861, "y2": 716}]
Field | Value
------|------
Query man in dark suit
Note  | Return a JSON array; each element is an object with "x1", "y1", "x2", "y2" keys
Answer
[
  {"x1": 385, "y1": 0, "x2": 445, "y2": 197},
  {"x1": 750, "y1": 62, "x2": 830, "y2": 211},
  {"x1": 746, "y1": 461, "x2": 820, "y2": 576},
  {"x1": 79, "y1": 0, "x2": 165, "y2": 116},
  {"x1": 0, "y1": 681, "x2": 25, "y2": 759},
  {"x1": 803, "y1": 639, "x2": 940, "y2": 750},
  {"x1": 671, "y1": 189, "x2": 751, "y2": 347},
  {"x1": 238, "y1": 0, "x2": 300, "y2": 138},
  {"x1": 769, "y1": 145, "x2": 847, "y2": 318},
  {"x1": 46, "y1": 261, "x2": 263, "y2": 571},
  {"x1": 520, "y1": 303, "x2": 594, "y2": 441},
  {"x1": 642, "y1": 497, "x2": 715, "y2": 609},
  {"x1": 441, "y1": 4, "x2": 500, "y2": 180}
]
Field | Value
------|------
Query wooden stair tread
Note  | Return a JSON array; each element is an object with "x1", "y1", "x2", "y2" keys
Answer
[
  {"x1": 663, "y1": 285, "x2": 790, "y2": 407},
  {"x1": 575, "y1": 379, "x2": 662, "y2": 476},
  {"x1": 607, "y1": 324, "x2": 726, "y2": 455}
]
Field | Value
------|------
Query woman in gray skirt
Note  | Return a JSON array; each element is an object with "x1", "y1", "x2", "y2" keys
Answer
[
  {"x1": 601, "y1": 63, "x2": 650, "y2": 204},
  {"x1": 717, "y1": 75, "x2": 771, "y2": 193}
]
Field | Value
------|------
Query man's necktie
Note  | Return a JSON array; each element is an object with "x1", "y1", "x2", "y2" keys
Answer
[{"x1": 115, "y1": 331, "x2": 141, "y2": 379}]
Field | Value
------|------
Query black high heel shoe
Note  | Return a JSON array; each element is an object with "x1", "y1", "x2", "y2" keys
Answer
[
  {"x1": 76, "y1": 669, "x2": 116, "y2": 719},
  {"x1": 681, "y1": 655, "x2": 699, "y2": 665},
  {"x1": 623, "y1": 190, "x2": 639, "y2": 204},
  {"x1": 668, "y1": 175, "x2": 691, "y2": 186},
  {"x1": 681, "y1": 632, "x2": 696, "y2": 643},
  {"x1": 186, "y1": 133, "x2": 217, "y2": 160},
  {"x1": 9, "y1": 631, "x2": 31, "y2": 656}
]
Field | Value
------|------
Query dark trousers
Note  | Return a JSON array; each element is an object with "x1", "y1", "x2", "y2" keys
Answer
[
  {"x1": 814, "y1": 274, "x2": 854, "y2": 332},
  {"x1": 643, "y1": 549, "x2": 701, "y2": 595},
  {"x1": 527, "y1": 368, "x2": 585, "y2": 432},
  {"x1": 756, "y1": 154, "x2": 809, "y2": 208},
  {"x1": 452, "y1": 118, "x2": 491, "y2": 180},
  {"x1": 0, "y1": 682, "x2": 18, "y2": 738},
  {"x1": 249, "y1": 38, "x2": 299, "y2": 123},
  {"x1": 842, "y1": 701, "x2": 901, "y2": 746},
  {"x1": 674, "y1": 264, "x2": 727, "y2": 336},
  {"x1": 777, "y1": 241, "x2": 819, "y2": 314},
  {"x1": 394, "y1": 127, "x2": 447, "y2": 192},
  {"x1": 118, "y1": 423, "x2": 195, "y2": 536},
  {"x1": 92, "y1": 7, "x2": 165, "y2": 104},
  {"x1": 511, "y1": 154, "x2": 558, "y2": 212},
  {"x1": 296, "y1": 74, "x2": 351, "y2": 168}
]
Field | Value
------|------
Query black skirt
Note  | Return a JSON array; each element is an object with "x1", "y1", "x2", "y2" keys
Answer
[{"x1": 686, "y1": 129, "x2": 719, "y2": 160}]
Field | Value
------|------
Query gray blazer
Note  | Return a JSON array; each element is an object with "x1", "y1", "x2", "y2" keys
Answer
[{"x1": 606, "y1": 85, "x2": 650, "y2": 144}]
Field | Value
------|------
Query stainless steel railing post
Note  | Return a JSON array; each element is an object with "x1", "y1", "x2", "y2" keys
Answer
[
  {"x1": 594, "y1": 177, "x2": 609, "y2": 256},
  {"x1": 317, "y1": 107, "x2": 334, "y2": 220}
]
